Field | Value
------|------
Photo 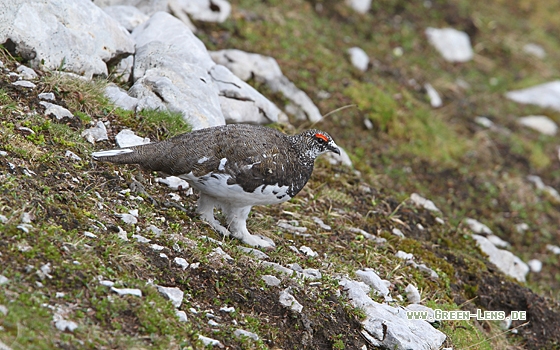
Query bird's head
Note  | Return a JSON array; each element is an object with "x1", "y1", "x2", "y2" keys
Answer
[{"x1": 295, "y1": 129, "x2": 340, "y2": 160}]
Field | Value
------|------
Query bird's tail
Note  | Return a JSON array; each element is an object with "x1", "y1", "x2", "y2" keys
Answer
[{"x1": 92, "y1": 147, "x2": 144, "y2": 164}]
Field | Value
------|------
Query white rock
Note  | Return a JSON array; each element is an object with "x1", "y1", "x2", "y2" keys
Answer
[
  {"x1": 157, "y1": 286, "x2": 184, "y2": 308},
  {"x1": 527, "y1": 175, "x2": 560, "y2": 201},
  {"x1": 211, "y1": 247, "x2": 233, "y2": 261},
  {"x1": 395, "y1": 251, "x2": 414, "y2": 260},
  {"x1": 39, "y1": 101, "x2": 73, "y2": 120},
  {"x1": 546, "y1": 244, "x2": 560, "y2": 255},
  {"x1": 111, "y1": 287, "x2": 142, "y2": 297},
  {"x1": 356, "y1": 269, "x2": 391, "y2": 301},
  {"x1": 472, "y1": 234, "x2": 529, "y2": 282},
  {"x1": 209, "y1": 64, "x2": 283, "y2": 124},
  {"x1": 425, "y1": 27, "x2": 473, "y2": 62},
  {"x1": 237, "y1": 246, "x2": 269, "y2": 260},
  {"x1": 84, "y1": 231, "x2": 97, "y2": 238},
  {"x1": 16, "y1": 65, "x2": 37, "y2": 80},
  {"x1": 234, "y1": 329, "x2": 259, "y2": 341},
  {"x1": 82, "y1": 121, "x2": 108, "y2": 144},
  {"x1": 12, "y1": 80, "x2": 36, "y2": 88},
  {"x1": 277, "y1": 221, "x2": 307, "y2": 234},
  {"x1": 487, "y1": 235, "x2": 510, "y2": 248},
  {"x1": 262, "y1": 275, "x2": 281, "y2": 287},
  {"x1": 105, "y1": 84, "x2": 138, "y2": 111},
  {"x1": 261, "y1": 262, "x2": 295, "y2": 277},
  {"x1": 0, "y1": 215, "x2": 8, "y2": 223},
  {"x1": 1, "y1": 0, "x2": 134, "y2": 78},
  {"x1": 54, "y1": 319, "x2": 78, "y2": 332},
  {"x1": 198, "y1": 335, "x2": 223, "y2": 347},
  {"x1": 528, "y1": 259, "x2": 542, "y2": 273},
  {"x1": 176, "y1": 310, "x2": 188, "y2": 322},
  {"x1": 340, "y1": 278, "x2": 446, "y2": 349},
  {"x1": 115, "y1": 129, "x2": 151, "y2": 148},
  {"x1": 210, "y1": 49, "x2": 323, "y2": 123},
  {"x1": 132, "y1": 234, "x2": 151, "y2": 243},
  {"x1": 0, "y1": 275, "x2": 9, "y2": 285},
  {"x1": 465, "y1": 218, "x2": 492, "y2": 235},
  {"x1": 174, "y1": 257, "x2": 189, "y2": 270},
  {"x1": 312, "y1": 217, "x2": 331, "y2": 231},
  {"x1": 302, "y1": 269, "x2": 322, "y2": 280},
  {"x1": 130, "y1": 12, "x2": 225, "y2": 130},
  {"x1": 345, "y1": 0, "x2": 371, "y2": 14},
  {"x1": 147, "y1": 224, "x2": 163, "y2": 236},
  {"x1": 117, "y1": 226, "x2": 128, "y2": 241},
  {"x1": 279, "y1": 288, "x2": 303, "y2": 313},
  {"x1": 65, "y1": 150, "x2": 82, "y2": 161},
  {"x1": 347, "y1": 47, "x2": 369, "y2": 72},
  {"x1": 299, "y1": 246, "x2": 318, "y2": 257},
  {"x1": 475, "y1": 116, "x2": 494, "y2": 128},
  {"x1": 100, "y1": 280, "x2": 114, "y2": 287},
  {"x1": 103, "y1": 5, "x2": 149, "y2": 31},
  {"x1": 0, "y1": 305, "x2": 8, "y2": 315},
  {"x1": 405, "y1": 284, "x2": 421, "y2": 304},
  {"x1": 424, "y1": 83, "x2": 442, "y2": 108},
  {"x1": 410, "y1": 193, "x2": 441, "y2": 212},
  {"x1": 505, "y1": 81, "x2": 560, "y2": 112},
  {"x1": 21, "y1": 212, "x2": 33, "y2": 223},
  {"x1": 155, "y1": 176, "x2": 190, "y2": 191},
  {"x1": 220, "y1": 306, "x2": 235, "y2": 313},
  {"x1": 517, "y1": 115, "x2": 558, "y2": 136},
  {"x1": 523, "y1": 43, "x2": 546, "y2": 59},
  {"x1": 175, "y1": 0, "x2": 231, "y2": 23},
  {"x1": 516, "y1": 223, "x2": 529, "y2": 233},
  {"x1": 150, "y1": 244, "x2": 164, "y2": 251},
  {"x1": 118, "y1": 213, "x2": 137, "y2": 225},
  {"x1": 392, "y1": 228, "x2": 405, "y2": 238}
]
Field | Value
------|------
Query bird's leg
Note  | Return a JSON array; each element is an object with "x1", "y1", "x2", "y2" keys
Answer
[
  {"x1": 196, "y1": 194, "x2": 230, "y2": 237},
  {"x1": 222, "y1": 205, "x2": 276, "y2": 248}
]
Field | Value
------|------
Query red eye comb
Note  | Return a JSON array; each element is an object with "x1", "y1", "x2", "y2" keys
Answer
[{"x1": 315, "y1": 133, "x2": 328, "y2": 142}]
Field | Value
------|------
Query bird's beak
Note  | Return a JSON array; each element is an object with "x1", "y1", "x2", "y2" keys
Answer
[{"x1": 329, "y1": 142, "x2": 341, "y2": 155}]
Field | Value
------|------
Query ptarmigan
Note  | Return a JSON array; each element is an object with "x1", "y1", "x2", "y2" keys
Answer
[{"x1": 92, "y1": 124, "x2": 340, "y2": 248}]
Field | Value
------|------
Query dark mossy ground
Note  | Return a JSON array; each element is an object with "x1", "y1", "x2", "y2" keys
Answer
[{"x1": 1, "y1": 0, "x2": 560, "y2": 349}]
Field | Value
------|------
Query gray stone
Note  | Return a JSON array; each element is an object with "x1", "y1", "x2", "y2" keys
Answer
[
  {"x1": 112, "y1": 55, "x2": 134, "y2": 83},
  {"x1": 38, "y1": 92, "x2": 55, "y2": 101},
  {"x1": 312, "y1": 216, "x2": 331, "y2": 231},
  {"x1": 527, "y1": 175, "x2": 560, "y2": 201},
  {"x1": 0, "y1": 0, "x2": 134, "y2": 78},
  {"x1": 475, "y1": 116, "x2": 494, "y2": 128},
  {"x1": 131, "y1": 13, "x2": 225, "y2": 130},
  {"x1": 16, "y1": 65, "x2": 37, "y2": 80},
  {"x1": 115, "y1": 129, "x2": 151, "y2": 148},
  {"x1": 155, "y1": 176, "x2": 190, "y2": 191},
  {"x1": 410, "y1": 193, "x2": 441, "y2": 212},
  {"x1": 262, "y1": 275, "x2": 281, "y2": 287},
  {"x1": 345, "y1": 0, "x2": 371, "y2": 14},
  {"x1": 523, "y1": 43, "x2": 546, "y2": 59},
  {"x1": 405, "y1": 284, "x2": 421, "y2": 304},
  {"x1": 424, "y1": 83, "x2": 442, "y2": 108},
  {"x1": 103, "y1": 5, "x2": 149, "y2": 31},
  {"x1": 340, "y1": 278, "x2": 446, "y2": 349},
  {"x1": 238, "y1": 246, "x2": 269, "y2": 260},
  {"x1": 299, "y1": 246, "x2": 318, "y2": 257},
  {"x1": 105, "y1": 84, "x2": 138, "y2": 111},
  {"x1": 210, "y1": 49, "x2": 323, "y2": 122},
  {"x1": 111, "y1": 287, "x2": 142, "y2": 296},
  {"x1": 347, "y1": 47, "x2": 369, "y2": 72},
  {"x1": 279, "y1": 288, "x2": 303, "y2": 313},
  {"x1": 505, "y1": 81, "x2": 560, "y2": 112},
  {"x1": 81, "y1": 121, "x2": 109, "y2": 144},
  {"x1": 302, "y1": 269, "x2": 322, "y2": 280},
  {"x1": 39, "y1": 102, "x2": 73, "y2": 120},
  {"x1": 65, "y1": 150, "x2": 82, "y2": 161},
  {"x1": 261, "y1": 261, "x2": 295, "y2": 277},
  {"x1": 198, "y1": 335, "x2": 223, "y2": 347},
  {"x1": 325, "y1": 146, "x2": 353, "y2": 167},
  {"x1": 176, "y1": 310, "x2": 188, "y2": 322},
  {"x1": 0, "y1": 275, "x2": 9, "y2": 285},
  {"x1": 12, "y1": 80, "x2": 36, "y2": 88},
  {"x1": 234, "y1": 329, "x2": 259, "y2": 341},
  {"x1": 54, "y1": 319, "x2": 78, "y2": 332},
  {"x1": 472, "y1": 234, "x2": 529, "y2": 282},
  {"x1": 173, "y1": 0, "x2": 231, "y2": 23},
  {"x1": 547, "y1": 244, "x2": 560, "y2": 255},
  {"x1": 528, "y1": 259, "x2": 542, "y2": 273},
  {"x1": 208, "y1": 64, "x2": 282, "y2": 124},
  {"x1": 465, "y1": 218, "x2": 492, "y2": 235},
  {"x1": 356, "y1": 269, "x2": 392, "y2": 301},
  {"x1": 157, "y1": 286, "x2": 184, "y2": 308},
  {"x1": 517, "y1": 115, "x2": 558, "y2": 136},
  {"x1": 425, "y1": 27, "x2": 473, "y2": 62}
]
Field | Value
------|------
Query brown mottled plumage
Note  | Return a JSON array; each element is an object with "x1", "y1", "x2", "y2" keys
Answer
[{"x1": 93, "y1": 124, "x2": 340, "y2": 248}]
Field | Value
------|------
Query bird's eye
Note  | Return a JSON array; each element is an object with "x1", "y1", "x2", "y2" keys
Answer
[{"x1": 315, "y1": 133, "x2": 328, "y2": 144}]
